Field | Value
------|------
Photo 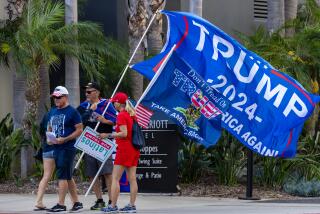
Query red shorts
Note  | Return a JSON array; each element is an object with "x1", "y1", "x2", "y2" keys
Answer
[{"x1": 114, "y1": 145, "x2": 140, "y2": 167}]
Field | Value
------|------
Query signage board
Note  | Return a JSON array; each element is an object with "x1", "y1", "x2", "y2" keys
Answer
[
  {"x1": 75, "y1": 126, "x2": 116, "y2": 162},
  {"x1": 136, "y1": 112, "x2": 180, "y2": 193}
]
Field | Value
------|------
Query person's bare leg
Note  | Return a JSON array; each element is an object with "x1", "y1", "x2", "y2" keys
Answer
[
  {"x1": 67, "y1": 178, "x2": 79, "y2": 204},
  {"x1": 35, "y1": 158, "x2": 55, "y2": 208},
  {"x1": 126, "y1": 166, "x2": 138, "y2": 206},
  {"x1": 90, "y1": 177, "x2": 103, "y2": 200},
  {"x1": 104, "y1": 174, "x2": 112, "y2": 201},
  {"x1": 58, "y1": 180, "x2": 68, "y2": 205},
  {"x1": 110, "y1": 165, "x2": 125, "y2": 207}
]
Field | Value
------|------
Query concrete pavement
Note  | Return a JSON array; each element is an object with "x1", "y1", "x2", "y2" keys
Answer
[{"x1": 1, "y1": 193, "x2": 320, "y2": 214}]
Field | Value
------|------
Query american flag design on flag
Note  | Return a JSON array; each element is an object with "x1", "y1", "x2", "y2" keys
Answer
[{"x1": 135, "y1": 104, "x2": 153, "y2": 128}]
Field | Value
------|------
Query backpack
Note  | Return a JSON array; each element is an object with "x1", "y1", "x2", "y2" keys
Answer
[{"x1": 131, "y1": 119, "x2": 145, "y2": 149}]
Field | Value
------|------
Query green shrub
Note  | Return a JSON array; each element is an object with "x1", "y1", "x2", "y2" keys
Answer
[
  {"x1": 178, "y1": 139, "x2": 210, "y2": 183},
  {"x1": 255, "y1": 135, "x2": 320, "y2": 189},
  {"x1": 207, "y1": 131, "x2": 246, "y2": 186},
  {"x1": 0, "y1": 114, "x2": 23, "y2": 181},
  {"x1": 284, "y1": 175, "x2": 320, "y2": 197}
]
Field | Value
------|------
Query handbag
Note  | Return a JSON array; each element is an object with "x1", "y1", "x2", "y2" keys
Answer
[
  {"x1": 33, "y1": 147, "x2": 43, "y2": 162},
  {"x1": 131, "y1": 120, "x2": 145, "y2": 150}
]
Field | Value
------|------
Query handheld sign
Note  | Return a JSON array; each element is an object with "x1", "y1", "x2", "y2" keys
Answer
[{"x1": 75, "y1": 126, "x2": 116, "y2": 162}]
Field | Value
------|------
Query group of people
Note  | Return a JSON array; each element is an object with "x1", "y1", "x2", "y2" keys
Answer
[{"x1": 34, "y1": 82, "x2": 140, "y2": 213}]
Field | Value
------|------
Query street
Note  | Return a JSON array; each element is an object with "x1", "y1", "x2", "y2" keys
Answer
[{"x1": 1, "y1": 193, "x2": 320, "y2": 214}]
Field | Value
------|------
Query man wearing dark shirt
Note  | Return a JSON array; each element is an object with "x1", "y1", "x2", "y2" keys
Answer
[
  {"x1": 46, "y1": 86, "x2": 83, "y2": 213},
  {"x1": 77, "y1": 82, "x2": 117, "y2": 210}
]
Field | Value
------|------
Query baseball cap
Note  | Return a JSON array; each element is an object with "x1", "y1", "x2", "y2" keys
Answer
[
  {"x1": 110, "y1": 92, "x2": 128, "y2": 104},
  {"x1": 83, "y1": 82, "x2": 101, "y2": 91},
  {"x1": 51, "y1": 86, "x2": 69, "y2": 97}
]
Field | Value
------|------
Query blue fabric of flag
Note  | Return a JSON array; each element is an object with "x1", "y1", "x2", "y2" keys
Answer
[
  {"x1": 140, "y1": 52, "x2": 230, "y2": 147},
  {"x1": 131, "y1": 10, "x2": 320, "y2": 157}
]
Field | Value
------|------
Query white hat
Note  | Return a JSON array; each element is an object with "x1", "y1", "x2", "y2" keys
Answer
[{"x1": 51, "y1": 86, "x2": 69, "y2": 97}]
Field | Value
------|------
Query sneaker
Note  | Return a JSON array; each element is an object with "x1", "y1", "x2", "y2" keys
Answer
[
  {"x1": 69, "y1": 202, "x2": 83, "y2": 213},
  {"x1": 101, "y1": 205, "x2": 118, "y2": 213},
  {"x1": 119, "y1": 204, "x2": 136, "y2": 213},
  {"x1": 46, "y1": 204, "x2": 66, "y2": 213},
  {"x1": 90, "y1": 200, "x2": 106, "y2": 210}
]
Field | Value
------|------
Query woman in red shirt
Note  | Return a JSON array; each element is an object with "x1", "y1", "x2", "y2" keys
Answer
[{"x1": 100, "y1": 92, "x2": 140, "y2": 213}]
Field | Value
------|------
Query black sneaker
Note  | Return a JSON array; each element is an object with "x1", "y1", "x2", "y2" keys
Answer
[
  {"x1": 46, "y1": 204, "x2": 66, "y2": 213},
  {"x1": 69, "y1": 202, "x2": 83, "y2": 213},
  {"x1": 90, "y1": 200, "x2": 106, "y2": 210}
]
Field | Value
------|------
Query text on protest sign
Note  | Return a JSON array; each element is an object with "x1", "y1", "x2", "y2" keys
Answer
[{"x1": 75, "y1": 126, "x2": 116, "y2": 162}]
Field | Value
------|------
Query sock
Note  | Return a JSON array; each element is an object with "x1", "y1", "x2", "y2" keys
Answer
[{"x1": 97, "y1": 198, "x2": 104, "y2": 203}]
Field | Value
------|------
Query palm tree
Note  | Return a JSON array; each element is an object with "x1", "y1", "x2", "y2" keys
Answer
[
  {"x1": 5, "y1": 0, "x2": 26, "y2": 21},
  {"x1": 127, "y1": 0, "x2": 148, "y2": 100},
  {"x1": 189, "y1": 0, "x2": 202, "y2": 17},
  {"x1": 267, "y1": 0, "x2": 299, "y2": 37},
  {"x1": 146, "y1": 0, "x2": 166, "y2": 56},
  {"x1": 4, "y1": 3, "x2": 26, "y2": 125},
  {"x1": 284, "y1": 0, "x2": 298, "y2": 37},
  {"x1": 65, "y1": 0, "x2": 80, "y2": 107},
  {"x1": 267, "y1": 0, "x2": 285, "y2": 36},
  {"x1": 38, "y1": 64, "x2": 50, "y2": 121},
  {"x1": 0, "y1": 0, "x2": 109, "y2": 177}
]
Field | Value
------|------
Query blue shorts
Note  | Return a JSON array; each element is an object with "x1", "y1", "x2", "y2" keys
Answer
[
  {"x1": 54, "y1": 148, "x2": 76, "y2": 180},
  {"x1": 42, "y1": 150, "x2": 54, "y2": 159}
]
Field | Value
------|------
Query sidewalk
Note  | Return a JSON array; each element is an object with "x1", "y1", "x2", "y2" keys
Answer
[{"x1": 1, "y1": 193, "x2": 320, "y2": 214}]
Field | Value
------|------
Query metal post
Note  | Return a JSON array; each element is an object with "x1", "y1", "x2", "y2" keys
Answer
[{"x1": 238, "y1": 149, "x2": 260, "y2": 200}]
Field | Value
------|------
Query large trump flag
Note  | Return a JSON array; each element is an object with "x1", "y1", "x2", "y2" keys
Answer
[
  {"x1": 137, "y1": 51, "x2": 230, "y2": 147},
  {"x1": 132, "y1": 10, "x2": 320, "y2": 158}
]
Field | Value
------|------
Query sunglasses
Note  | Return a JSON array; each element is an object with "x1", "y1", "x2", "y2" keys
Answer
[
  {"x1": 53, "y1": 96, "x2": 64, "y2": 99},
  {"x1": 86, "y1": 90, "x2": 96, "y2": 94}
]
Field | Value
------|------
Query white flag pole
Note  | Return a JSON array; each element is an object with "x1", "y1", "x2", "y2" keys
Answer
[
  {"x1": 75, "y1": 10, "x2": 159, "y2": 170},
  {"x1": 82, "y1": 11, "x2": 161, "y2": 197},
  {"x1": 134, "y1": 45, "x2": 176, "y2": 109}
]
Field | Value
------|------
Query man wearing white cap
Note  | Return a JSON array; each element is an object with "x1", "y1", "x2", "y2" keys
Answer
[{"x1": 46, "y1": 86, "x2": 84, "y2": 213}]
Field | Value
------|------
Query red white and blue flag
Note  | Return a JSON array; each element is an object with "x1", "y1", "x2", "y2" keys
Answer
[
  {"x1": 131, "y1": 10, "x2": 320, "y2": 157},
  {"x1": 135, "y1": 104, "x2": 153, "y2": 128},
  {"x1": 135, "y1": 51, "x2": 230, "y2": 147}
]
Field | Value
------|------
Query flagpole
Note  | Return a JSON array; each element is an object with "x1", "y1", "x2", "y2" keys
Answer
[
  {"x1": 79, "y1": 11, "x2": 161, "y2": 198},
  {"x1": 134, "y1": 45, "x2": 176, "y2": 108},
  {"x1": 74, "y1": 10, "x2": 160, "y2": 170}
]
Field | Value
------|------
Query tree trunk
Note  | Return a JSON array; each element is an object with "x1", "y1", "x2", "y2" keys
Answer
[
  {"x1": 267, "y1": 0, "x2": 285, "y2": 36},
  {"x1": 146, "y1": 0, "x2": 166, "y2": 56},
  {"x1": 65, "y1": 0, "x2": 80, "y2": 107},
  {"x1": 5, "y1": 0, "x2": 26, "y2": 21},
  {"x1": 11, "y1": 65, "x2": 26, "y2": 130},
  {"x1": 38, "y1": 64, "x2": 50, "y2": 122},
  {"x1": 189, "y1": 0, "x2": 202, "y2": 17},
  {"x1": 21, "y1": 70, "x2": 41, "y2": 178},
  {"x1": 127, "y1": 0, "x2": 148, "y2": 100},
  {"x1": 284, "y1": 0, "x2": 298, "y2": 37}
]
